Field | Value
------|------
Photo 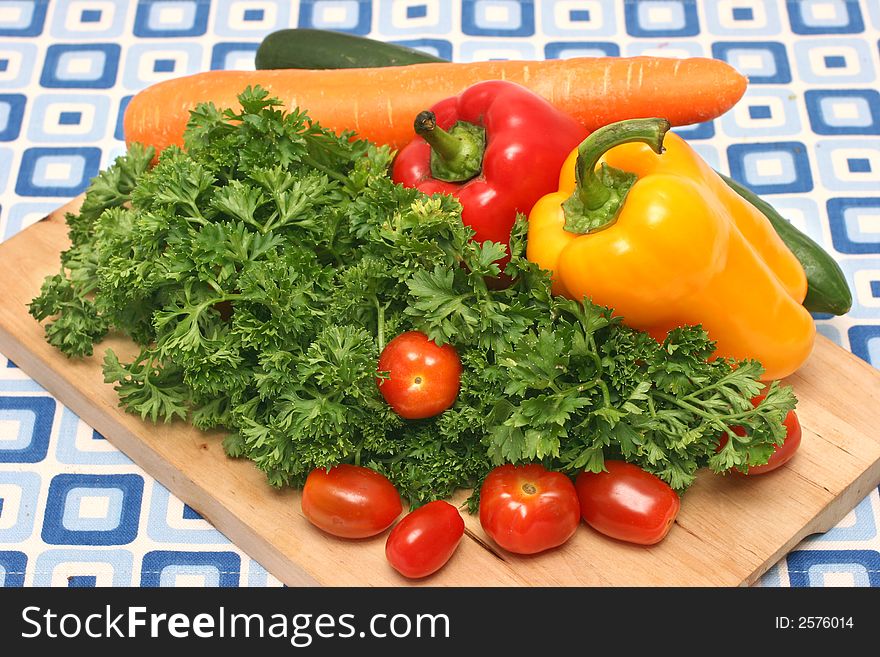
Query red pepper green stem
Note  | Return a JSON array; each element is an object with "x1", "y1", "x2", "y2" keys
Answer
[
  {"x1": 563, "y1": 118, "x2": 670, "y2": 235},
  {"x1": 414, "y1": 111, "x2": 486, "y2": 183}
]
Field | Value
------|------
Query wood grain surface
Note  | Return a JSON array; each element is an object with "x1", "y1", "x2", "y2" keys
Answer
[{"x1": 1, "y1": 197, "x2": 879, "y2": 586}]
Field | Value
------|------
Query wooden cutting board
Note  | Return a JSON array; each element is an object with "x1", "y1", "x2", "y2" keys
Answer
[{"x1": 2, "y1": 197, "x2": 879, "y2": 587}]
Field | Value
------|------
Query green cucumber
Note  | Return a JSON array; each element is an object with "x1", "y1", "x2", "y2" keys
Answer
[
  {"x1": 719, "y1": 172, "x2": 852, "y2": 316},
  {"x1": 255, "y1": 29, "x2": 446, "y2": 70}
]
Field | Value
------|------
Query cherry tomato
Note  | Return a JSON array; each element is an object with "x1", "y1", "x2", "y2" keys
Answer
[
  {"x1": 721, "y1": 404, "x2": 802, "y2": 475},
  {"x1": 377, "y1": 331, "x2": 462, "y2": 419},
  {"x1": 301, "y1": 464, "x2": 402, "y2": 539},
  {"x1": 479, "y1": 464, "x2": 580, "y2": 555},
  {"x1": 385, "y1": 500, "x2": 465, "y2": 579},
  {"x1": 575, "y1": 461, "x2": 680, "y2": 546}
]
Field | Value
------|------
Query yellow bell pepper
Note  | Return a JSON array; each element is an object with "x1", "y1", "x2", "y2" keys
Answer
[{"x1": 527, "y1": 118, "x2": 815, "y2": 381}]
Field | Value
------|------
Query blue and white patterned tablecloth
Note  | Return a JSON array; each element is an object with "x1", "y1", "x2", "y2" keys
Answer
[{"x1": 1, "y1": 0, "x2": 879, "y2": 588}]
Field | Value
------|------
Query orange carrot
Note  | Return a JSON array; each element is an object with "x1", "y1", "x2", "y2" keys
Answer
[{"x1": 124, "y1": 57, "x2": 747, "y2": 155}]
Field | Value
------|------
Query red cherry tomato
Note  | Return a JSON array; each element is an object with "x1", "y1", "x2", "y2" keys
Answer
[
  {"x1": 301, "y1": 464, "x2": 402, "y2": 539},
  {"x1": 377, "y1": 331, "x2": 462, "y2": 419},
  {"x1": 575, "y1": 461, "x2": 680, "y2": 546},
  {"x1": 747, "y1": 409, "x2": 801, "y2": 473},
  {"x1": 479, "y1": 464, "x2": 580, "y2": 555},
  {"x1": 722, "y1": 406, "x2": 802, "y2": 475},
  {"x1": 385, "y1": 500, "x2": 465, "y2": 579}
]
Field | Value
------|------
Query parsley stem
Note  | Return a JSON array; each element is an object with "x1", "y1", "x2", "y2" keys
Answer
[
  {"x1": 655, "y1": 392, "x2": 714, "y2": 420},
  {"x1": 302, "y1": 154, "x2": 349, "y2": 185},
  {"x1": 656, "y1": 391, "x2": 762, "y2": 425},
  {"x1": 185, "y1": 201, "x2": 208, "y2": 225},
  {"x1": 375, "y1": 298, "x2": 386, "y2": 352}
]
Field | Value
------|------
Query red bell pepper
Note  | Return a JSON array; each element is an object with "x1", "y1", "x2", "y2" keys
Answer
[{"x1": 391, "y1": 80, "x2": 589, "y2": 282}]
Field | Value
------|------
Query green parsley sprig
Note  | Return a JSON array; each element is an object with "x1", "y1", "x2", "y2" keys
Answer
[{"x1": 30, "y1": 87, "x2": 796, "y2": 505}]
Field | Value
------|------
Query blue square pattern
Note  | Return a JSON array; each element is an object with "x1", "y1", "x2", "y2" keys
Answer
[
  {"x1": 210, "y1": 42, "x2": 259, "y2": 71},
  {"x1": 40, "y1": 43, "x2": 121, "y2": 89},
  {"x1": 462, "y1": 0, "x2": 535, "y2": 37},
  {"x1": 0, "y1": 0, "x2": 49, "y2": 37},
  {"x1": 141, "y1": 551, "x2": 241, "y2": 587},
  {"x1": 540, "y1": 0, "x2": 617, "y2": 37},
  {"x1": 625, "y1": 0, "x2": 699, "y2": 38},
  {"x1": 793, "y1": 39, "x2": 875, "y2": 84},
  {"x1": 0, "y1": 472, "x2": 42, "y2": 544},
  {"x1": 134, "y1": 0, "x2": 210, "y2": 37},
  {"x1": 115, "y1": 96, "x2": 133, "y2": 141},
  {"x1": 727, "y1": 142, "x2": 813, "y2": 195},
  {"x1": 871, "y1": 281, "x2": 880, "y2": 298},
  {"x1": 213, "y1": 0, "x2": 290, "y2": 36},
  {"x1": 0, "y1": 43, "x2": 39, "y2": 90},
  {"x1": 377, "y1": 2, "x2": 452, "y2": 35},
  {"x1": 153, "y1": 58, "x2": 175, "y2": 73},
  {"x1": 31, "y1": 549, "x2": 135, "y2": 587},
  {"x1": 850, "y1": 325, "x2": 880, "y2": 366},
  {"x1": 787, "y1": 0, "x2": 864, "y2": 35},
  {"x1": 459, "y1": 40, "x2": 536, "y2": 62},
  {"x1": 0, "y1": 94, "x2": 26, "y2": 141},
  {"x1": 407, "y1": 4, "x2": 427, "y2": 20},
  {"x1": 749, "y1": 104, "x2": 772, "y2": 120},
  {"x1": 68, "y1": 575, "x2": 97, "y2": 587},
  {"x1": 27, "y1": 95, "x2": 110, "y2": 144},
  {"x1": 0, "y1": 396, "x2": 55, "y2": 463},
  {"x1": 146, "y1": 483, "x2": 229, "y2": 544},
  {"x1": 815, "y1": 139, "x2": 880, "y2": 192},
  {"x1": 848, "y1": 158, "x2": 871, "y2": 173},
  {"x1": 0, "y1": 552, "x2": 27, "y2": 587},
  {"x1": 732, "y1": 7, "x2": 753, "y2": 21},
  {"x1": 722, "y1": 88, "x2": 802, "y2": 138},
  {"x1": 42, "y1": 474, "x2": 144, "y2": 546},
  {"x1": 809, "y1": 494, "x2": 878, "y2": 543},
  {"x1": 15, "y1": 147, "x2": 102, "y2": 197},
  {"x1": 62, "y1": 487, "x2": 125, "y2": 532},
  {"x1": 711, "y1": 41, "x2": 791, "y2": 84},
  {"x1": 787, "y1": 550, "x2": 880, "y2": 587},
  {"x1": 122, "y1": 43, "x2": 203, "y2": 90},
  {"x1": 51, "y1": 0, "x2": 127, "y2": 38},
  {"x1": 0, "y1": 497, "x2": 4, "y2": 517},
  {"x1": 80, "y1": 9, "x2": 102, "y2": 23},
  {"x1": 55, "y1": 407, "x2": 132, "y2": 466},
  {"x1": 545, "y1": 41, "x2": 620, "y2": 59},
  {"x1": 805, "y1": 90, "x2": 880, "y2": 135},
  {"x1": 298, "y1": 0, "x2": 372, "y2": 35},
  {"x1": 57, "y1": 111, "x2": 81, "y2": 126},
  {"x1": 671, "y1": 119, "x2": 715, "y2": 141},
  {"x1": 828, "y1": 197, "x2": 880, "y2": 254}
]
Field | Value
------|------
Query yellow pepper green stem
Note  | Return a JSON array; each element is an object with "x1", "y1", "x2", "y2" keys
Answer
[{"x1": 563, "y1": 118, "x2": 670, "y2": 234}]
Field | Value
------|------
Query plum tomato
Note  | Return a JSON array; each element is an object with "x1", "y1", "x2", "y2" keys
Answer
[
  {"x1": 301, "y1": 464, "x2": 402, "y2": 539},
  {"x1": 385, "y1": 500, "x2": 465, "y2": 579},
  {"x1": 377, "y1": 331, "x2": 462, "y2": 419},
  {"x1": 722, "y1": 405, "x2": 802, "y2": 475},
  {"x1": 575, "y1": 461, "x2": 680, "y2": 546},
  {"x1": 479, "y1": 463, "x2": 580, "y2": 555},
  {"x1": 717, "y1": 391, "x2": 802, "y2": 475}
]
